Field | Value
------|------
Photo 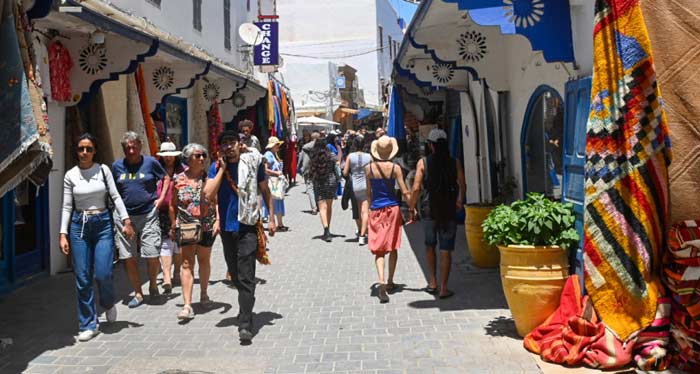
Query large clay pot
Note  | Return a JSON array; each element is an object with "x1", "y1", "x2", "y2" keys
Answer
[
  {"x1": 464, "y1": 205, "x2": 499, "y2": 268},
  {"x1": 498, "y1": 245, "x2": 569, "y2": 337}
]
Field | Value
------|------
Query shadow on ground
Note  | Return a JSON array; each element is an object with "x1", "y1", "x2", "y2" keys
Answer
[{"x1": 402, "y1": 221, "x2": 509, "y2": 311}]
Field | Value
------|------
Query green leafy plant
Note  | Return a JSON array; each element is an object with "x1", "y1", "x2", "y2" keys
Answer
[{"x1": 482, "y1": 193, "x2": 579, "y2": 249}]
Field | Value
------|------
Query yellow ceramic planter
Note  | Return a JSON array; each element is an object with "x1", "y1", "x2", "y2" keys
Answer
[
  {"x1": 498, "y1": 245, "x2": 569, "y2": 337},
  {"x1": 464, "y1": 205, "x2": 499, "y2": 268}
]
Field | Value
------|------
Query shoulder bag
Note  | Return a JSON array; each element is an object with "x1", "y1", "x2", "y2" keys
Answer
[{"x1": 176, "y1": 174, "x2": 206, "y2": 245}]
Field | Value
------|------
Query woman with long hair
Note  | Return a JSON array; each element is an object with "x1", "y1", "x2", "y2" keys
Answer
[
  {"x1": 156, "y1": 141, "x2": 185, "y2": 293},
  {"x1": 408, "y1": 129, "x2": 465, "y2": 299},
  {"x1": 343, "y1": 135, "x2": 372, "y2": 245},
  {"x1": 309, "y1": 138, "x2": 338, "y2": 242},
  {"x1": 263, "y1": 136, "x2": 289, "y2": 231},
  {"x1": 60, "y1": 133, "x2": 135, "y2": 341},
  {"x1": 169, "y1": 143, "x2": 218, "y2": 320},
  {"x1": 365, "y1": 136, "x2": 411, "y2": 303}
]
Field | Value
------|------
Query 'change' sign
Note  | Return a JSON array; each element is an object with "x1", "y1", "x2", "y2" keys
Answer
[{"x1": 254, "y1": 21, "x2": 279, "y2": 66}]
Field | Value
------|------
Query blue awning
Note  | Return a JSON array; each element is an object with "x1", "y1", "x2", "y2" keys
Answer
[{"x1": 387, "y1": 86, "x2": 405, "y2": 140}]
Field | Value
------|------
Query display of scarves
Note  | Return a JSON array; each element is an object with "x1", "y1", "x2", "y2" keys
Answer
[
  {"x1": 584, "y1": 0, "x2": 672, "y2": 341},
  {"x1": 126, "y1": 74, "x2": 150, "y2": 156},
  {"x1": 273, "y1": 96, "x2": 283, "y2": 138},
  {"x1": 208, "y1": 101, "x2": 222, "y2": 157},
  {"x1": 48, "y1": 40, "x2": 72, "y2": 102},
  {"x1": 280, "y1": 86, "x2": 289, "y2": 123},
  {"x1": 267, "y1": 81, "x2": 275, "y2": 131},
  {"x1": 134, "y1": 65, "x2": 159, "y2": 155}
]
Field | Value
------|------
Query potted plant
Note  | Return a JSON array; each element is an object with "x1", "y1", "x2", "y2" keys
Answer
[
  {"x1": 482, "y1": 192, "x2": 579, "y2": 337},
  {"x1": 464, "y1": 177, "x2": 517, "y2": 268}
]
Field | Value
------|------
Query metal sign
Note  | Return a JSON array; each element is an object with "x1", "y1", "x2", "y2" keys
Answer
[
  {"x1": 335, "y1": 76, "x2": 346, "y2": 89},
  {"x1": 254, "y1": 21, "x2": 279, "y2": 66}
]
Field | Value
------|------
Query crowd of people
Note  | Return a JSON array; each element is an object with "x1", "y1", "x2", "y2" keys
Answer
[{"x1": 60, "y1": 121, "x2": 465, "y2": 345}]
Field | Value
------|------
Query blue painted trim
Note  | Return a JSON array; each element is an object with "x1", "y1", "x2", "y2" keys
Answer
[
  {"x1": 222, "y1": 79, "x2": 248, "y2": 102},
  {"x1": 27, "y1": 0, "x2": 52, "y2": 20},
  {"x1": 162, "y1": 61, "x2": 211, "y2": 106},
  {"x1": 393, "y1": 62, "x2": 435, "y2": 89},
  {"x1": 406, "y1": 33, "x2": 480, "y2": 82},
  {"x1": 396, "y1": 0, "x2": 434, "y2": 65},
  {"x1": 520, "y1": 84, "x2": 562, "y2": 197}
]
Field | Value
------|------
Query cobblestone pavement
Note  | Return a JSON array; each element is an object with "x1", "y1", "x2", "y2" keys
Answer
[{"x1": 0, "y1": 184, "x2": 541, "y2": 374}]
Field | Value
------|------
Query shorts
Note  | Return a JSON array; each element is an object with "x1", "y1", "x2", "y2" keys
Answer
[
  {"x1": 160, "y1": 238, "x2": 180, "y2": 256},
  {"x1": 423, "y1": 219, "x2": 457, "y2": 251},
  {"x1": 198, "y1": 231, "x2": 217, "y2": 247},
  {"x1": 115, "y1": 208, "x2": 162, "y2": 260}
]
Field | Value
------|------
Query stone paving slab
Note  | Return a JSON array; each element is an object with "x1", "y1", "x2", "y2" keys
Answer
[{"x1": 0, "y1": 183, "x2": 541, "y2": 373}]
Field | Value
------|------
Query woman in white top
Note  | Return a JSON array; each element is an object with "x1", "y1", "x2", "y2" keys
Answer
[
  {"x1": 59, "y1": 133, "x2": 135, "y2": 342},
  {"x1": 343, "y1": 136, "x2": 372, "y2": 245}
]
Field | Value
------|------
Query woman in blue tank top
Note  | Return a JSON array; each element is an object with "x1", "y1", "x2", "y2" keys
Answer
[{"x1": 365, "y1": 136, "x2": 411, "y2": 303}]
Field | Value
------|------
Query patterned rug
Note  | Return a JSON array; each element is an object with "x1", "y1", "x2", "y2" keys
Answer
[{"x1": 584, "y1": 0, "x2": 672, "y2": 341}]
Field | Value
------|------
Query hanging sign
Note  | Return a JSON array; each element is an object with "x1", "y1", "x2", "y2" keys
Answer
[{"x1": 254, "y1": 21, "x2": 279, "y2": 66}]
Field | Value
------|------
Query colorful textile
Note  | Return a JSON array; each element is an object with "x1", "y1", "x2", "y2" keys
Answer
[
  {"x1": 583, "y1": 0, "x2": 672, "y2": 341},
  {"x1": 173, "y1": 172, "x2": 216, "y2": 231},
  {"x1": 633, "y1": 297, "x2": 671, "y2": 371},
  {"x1": 368, "y1": 205, "x2": 402, "y2": 255},
  {"x1": 48, "y1": 40, "x2": 72, "y2": 102},
  {"x1": 267, "y1": 81, "x2": 275, "y2": 131},
  {"x1": 126, "y1": 74, "x2": 150, "y2": 156},
  {"x1": 208, "y1": 101, "x2": 223, "y2": 157},
  {"x1": 135, "y1": 66, "x2": 159, "y2": 155}
]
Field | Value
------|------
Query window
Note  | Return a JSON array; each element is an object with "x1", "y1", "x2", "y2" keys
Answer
[
  {"x1": 224, "y1": 0, "x2": 231, "y2": 50},
  {"x1": 146, "y1": 0, "x2": 161, "y2": 7},
  {"x1": 378, "y1": 26, "x2": 384, "y2": 51},
  {"x1": 388, "y1": 36, "x2": 393, "y2": 58},
  {"x1": 193, "y1": 0, "x2": 202, "y2": 31}
]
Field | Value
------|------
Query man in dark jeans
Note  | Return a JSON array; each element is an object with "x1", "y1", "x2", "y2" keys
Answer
[{"x1": 204, "y1": 130, "x2": 276, "y2": 344}]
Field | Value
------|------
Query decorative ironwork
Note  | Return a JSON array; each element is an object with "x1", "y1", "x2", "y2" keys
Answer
[
  {"x1": 457, "y1": 30, "x2": 488, "y2": 63},
  {"x1": 504, "y1": 0, "x2": 545, "y2": 29},
  {"x1": 431, "y1": 64, "x2": 455, "y2": 84},
  {"x1": 78, "y1": 44, "x2": 108, "y2": 75},
  {"x1": 203, "y1": 82, "x2": 220, "y2": 102},
  {"x1": 152, "y1": 66, "x2": 174, "y2": 91},
  {"x1": 233, "y1": 93, "x2": 246, "y2": 107}
]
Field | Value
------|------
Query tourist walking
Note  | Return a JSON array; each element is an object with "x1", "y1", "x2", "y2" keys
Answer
[
  {"x1": 300, "y1": 132, "x2": 319, "y2": 215},
  {"x1": 309, "y1": 138, "x2": 339, "y2": 242},
  {"x1": 60, "y1": 133, "x2": 135, "y2": 341},
  {"x1": 170, "y1": 143, "x2": 218, "y2": 320},
  {"x1": 156, "y1": 141, "x2": 185, "y2": 294},
  {"x1": 112, "y1": 131, "x2": 168, "y2": 308},
  {"x1": 203, "y1": 130, "x2": 276, "y2": 344},
  {"x1": 239, "y1": 119, "x2": 261, "y2": 152},
  {"x1": 263, "y1": 136, "x2": 289, "y2": 232},
  {"x1": 366, "y1": 136, "x2": 410, "y2": 303},
  {"x1": 343, "y1": 136, "x2": 371, "y2": 245},
  {"x1": 408, "y1": 129, "x2": 465, "y2": 299}
]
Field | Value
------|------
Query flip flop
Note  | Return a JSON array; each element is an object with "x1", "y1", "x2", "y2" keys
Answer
[
  {"x1": 439, "y1": 290, "x2": 455, "y2": 299},
  {"x1": 424, "y1": 286, "x2": 438, "y2": 295}
]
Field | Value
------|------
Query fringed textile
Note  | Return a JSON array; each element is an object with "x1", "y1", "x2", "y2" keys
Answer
[
  {"x1": 583, "y1": 0, "x2": 672, "y2": 341},
  {"x1": 191, "y1": 80, "x2": 209, "y2": 147},
  {"x1": 208, "y1": 102, "x2": 222, "y2": 158}
]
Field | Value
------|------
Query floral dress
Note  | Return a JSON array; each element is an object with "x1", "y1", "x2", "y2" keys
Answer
[{"x1": 174, "y1": 172, "x2": 216, "y2": 232}]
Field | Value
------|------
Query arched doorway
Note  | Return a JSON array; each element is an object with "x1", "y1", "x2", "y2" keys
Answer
[{"x1": 521, "y1": 86, "x2": 564, "y2": 200}]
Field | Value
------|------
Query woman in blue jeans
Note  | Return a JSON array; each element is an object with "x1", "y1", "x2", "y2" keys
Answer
[{"x1": 59, "y1": 133, "x2": 135, "y2": 342}]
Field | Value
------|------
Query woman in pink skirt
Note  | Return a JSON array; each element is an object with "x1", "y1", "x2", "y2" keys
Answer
[{"x1": 365, "y1": 135, "x2": 411, "y2": 303}]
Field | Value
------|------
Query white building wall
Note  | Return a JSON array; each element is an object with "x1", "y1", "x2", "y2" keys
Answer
[{"x1": 376, "y1": 0, "x2": 404, "y2": 97}]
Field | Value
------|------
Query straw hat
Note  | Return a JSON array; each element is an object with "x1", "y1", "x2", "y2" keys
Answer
[
  {"x1": 265, "y1": 136, "x2": 285, "y2": 149},
  {"x1": 371, "y1": 136, "x2": 399, "y2": 161},
  {"x1": 156, "y1": 142, "x2": 182, "y2": 157}
]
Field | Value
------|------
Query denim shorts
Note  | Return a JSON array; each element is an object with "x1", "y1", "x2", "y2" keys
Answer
[{"x1": 422, "y1": 219, "x2": 457, "y2": 251}]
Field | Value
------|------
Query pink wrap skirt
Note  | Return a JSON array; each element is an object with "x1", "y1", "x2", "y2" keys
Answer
[{"x1": 368, "y1": 205, "x2": 403, "y2": 255}]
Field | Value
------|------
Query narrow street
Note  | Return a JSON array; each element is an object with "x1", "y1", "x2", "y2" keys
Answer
[{"x1": 0, "y1": 185, "x2": 539, "y2": 374}]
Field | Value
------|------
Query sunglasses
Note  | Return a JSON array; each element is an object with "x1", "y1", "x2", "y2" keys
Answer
[
  {"x1": 77, "y1": 146, "x2": 95, "y2": 153},
  {"x1": 192, "y1": 153, "x2": 208, "y2": 159}
]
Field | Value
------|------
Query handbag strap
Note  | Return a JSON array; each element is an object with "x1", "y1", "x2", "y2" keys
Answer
[{"x1": 221, "y1": 161, "x2": 240, "y2": 196}]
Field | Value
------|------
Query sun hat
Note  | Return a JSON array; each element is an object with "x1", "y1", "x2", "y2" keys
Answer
[
  {"x1": 427, "y1": 128, "x2": 447, "y2": 143},
  {"x1": 265, "y1": 136, "x2": 285, "y2": 149},
  {"x1": 370, "y1": 135, "x2": 399, "y2": 161},
  {"x1": 156, "y1": 142, "x2": 182, "y2": 157}
]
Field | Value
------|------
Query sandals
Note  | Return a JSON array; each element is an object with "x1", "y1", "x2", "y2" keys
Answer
[
  {"x1": 177, "y1": 305, "x2": 194, "y2": 320},
  {"x1": 439, "y1": 290, "x2": 455, "y2": 299},
  {"x1": 200, "y1": 295, "x2": 212, "y2": 307},
  {"x1": 424, "y1": 286, "x2": 438, "y2": 295},
  {"x1": 277, "y1": 226, "x2": 290, "y2": 232},
  {"x1": 378, "y1": 285, "x2": 390, "y2": 303}
]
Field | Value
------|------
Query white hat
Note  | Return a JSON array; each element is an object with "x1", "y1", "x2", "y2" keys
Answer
[
  {"x1": 427, "y1": 128, "x2": 447, "y2": 143},
  {"x1": 156, "y1": 142, "x2": 182, "y2": 157},
  {"x1": 370, "y1": 135, "x2": 399, "y2": 161}
]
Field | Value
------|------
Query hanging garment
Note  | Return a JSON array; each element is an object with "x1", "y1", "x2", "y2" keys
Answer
[
  {"x1": 135, "y1": 65, "x2": 159, "y2": 155},
  {"x1": 208, "y1": 101, "x2": 223, "y2": 157},
  {"x1": 191, "y1": 79, "x2": 209, "y2": 147},
  {"x1": 126, "y1": 74, "x2": 150, "y2": 156},
  {"x1": 267, "y1": 81, "x2": 275, "y2": 130},
  {"x1": 583, "y1": 0, "x2": 672, "y2": 341},
  {"x1": 48, "y1": 40, "x2": 72, "y2": 102},
  {"x1": 284, "y1": 136, "x2": 297, "y2": 181},
  {"x1": 280, "y1": 87, "x2": 289, "y2": 122}
]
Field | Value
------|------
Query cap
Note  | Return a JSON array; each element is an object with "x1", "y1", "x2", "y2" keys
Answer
[{"x1": 427, "y1": 129, "x2": 447, "y2": 143}]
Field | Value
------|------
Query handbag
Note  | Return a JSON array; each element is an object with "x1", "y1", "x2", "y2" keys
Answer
[
  {"x1": 177, "y1": 222, "x2": 202, "y2": 245},
  {"x1": 269, "y1": 175, "x2": 287, "y2": 200}
]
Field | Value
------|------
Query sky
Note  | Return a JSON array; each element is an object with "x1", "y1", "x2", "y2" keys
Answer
[{"x1": 390, "y1": 0, "x2": 419, "y2": 27}]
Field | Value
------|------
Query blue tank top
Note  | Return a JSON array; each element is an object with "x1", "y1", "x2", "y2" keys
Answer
[{"x1": 369, "y1": 162, "x2": 399, "y2": 210}]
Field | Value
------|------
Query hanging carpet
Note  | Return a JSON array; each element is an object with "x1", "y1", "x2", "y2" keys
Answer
[
  {"x1": 191, "y1": 79, "x2": 209, "y2": 147},
  {"x1": 583, "y1": 0, "x2": 672, "y2": 341}
]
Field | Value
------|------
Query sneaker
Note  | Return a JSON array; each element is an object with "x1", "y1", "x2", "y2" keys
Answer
[
  {"x1": 127, "y1": 295, "x2": 143, "y2": 308},
  {"x1": 105, "y1": 305, "x2": 117, "y2": 323},
  {"x1": 359, "y1": 235, "x2": 367, "y2": 246},
  {"x1": 239, "y1": 328, "x2": 253, "y2": 343},
  {"x1": 162, "y1": 283, "x2": 172, "y2": 295},
  {"x1": 77, "y1": 329, "x2": 99, "y2": 342},
  {"x1": 177, "y1": 305, "x2": 195, "y2": 320}
]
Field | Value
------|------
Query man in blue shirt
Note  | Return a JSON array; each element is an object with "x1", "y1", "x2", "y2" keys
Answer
[
  {"x1": 204, "y1": 130, "x2": 276, "y2": 344},
  {"x1": 112, "y1": 132, "x2": 168, "y2": 308}
]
